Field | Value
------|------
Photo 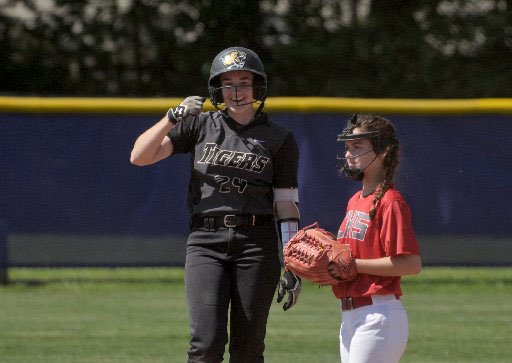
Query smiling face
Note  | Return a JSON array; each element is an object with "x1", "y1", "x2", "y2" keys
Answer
[{"x1": 219, "y1": 70, "x2": 256, "y2": 123}]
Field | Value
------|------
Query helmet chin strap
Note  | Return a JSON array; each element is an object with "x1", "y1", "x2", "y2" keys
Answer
[
  {"x1": 218, "y1": 85, "x2": 260, "y2": 106},
  {"x1": 342, "y1": 166, "x2": 365, "y2": 181},
  {"x1": 226, "y1": 99, "x2": 258, "y2": 107},
  {"x1": 214, "y1": 85, "x2": 265, "y2": 123},
  {"x1": 338, "y1": 150, "x2": 378, "y2": 181}
]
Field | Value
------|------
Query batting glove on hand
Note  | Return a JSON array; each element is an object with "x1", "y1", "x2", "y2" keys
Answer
[
  {"x1": 277, "y1": 270, "x2": 301, "y2": 311},
  {"x1": 167, "y1": 96, "x2": 206, "y2": 125}
]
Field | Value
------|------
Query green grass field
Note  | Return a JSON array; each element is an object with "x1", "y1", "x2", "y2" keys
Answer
[{"x1": 1, "y1": 267, "x2": 511, "y2": 363}]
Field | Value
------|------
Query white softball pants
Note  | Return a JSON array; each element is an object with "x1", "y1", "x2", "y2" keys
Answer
[{"x1": 339, "y1": 294, "x2": 409, "y2": 363}]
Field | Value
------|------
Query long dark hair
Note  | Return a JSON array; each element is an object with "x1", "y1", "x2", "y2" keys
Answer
[{"x1": 354, "y1": 115, "x2": 400, "y2": 220}]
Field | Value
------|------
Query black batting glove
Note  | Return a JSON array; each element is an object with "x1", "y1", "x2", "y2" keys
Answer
[
  {"x1": 277, "y1": 270, "x2": 301, "y2": 311},
  {"x1": 167, "y1": 96, "x2": 206, "y2": 125}
]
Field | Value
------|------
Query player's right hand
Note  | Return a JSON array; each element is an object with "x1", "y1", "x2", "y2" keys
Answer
[
  {"x1": 277, "y1": 271, "x2": 301, "y2": 311},
  {"x1": 167, "y1": 96, "x2": 206, "y2": 125}
]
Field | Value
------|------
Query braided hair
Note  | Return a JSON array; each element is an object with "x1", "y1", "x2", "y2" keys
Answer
[{"x1": 353, "y1": 115, "x2": 400, "y2": 220}]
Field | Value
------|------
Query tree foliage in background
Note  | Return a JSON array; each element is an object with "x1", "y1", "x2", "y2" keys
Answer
[{"x1": 0, "y1": 0, "x2": 511, "y2": 98}]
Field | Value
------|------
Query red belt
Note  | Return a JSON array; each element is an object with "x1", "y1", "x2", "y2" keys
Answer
[{"x1": 341, "y1": 296, "x2": 373, "y2": 311}]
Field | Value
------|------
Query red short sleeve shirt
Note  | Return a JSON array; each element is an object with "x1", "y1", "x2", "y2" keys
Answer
[{"x1": 332, "y1": 188, "x2": 420, "y2": 299}]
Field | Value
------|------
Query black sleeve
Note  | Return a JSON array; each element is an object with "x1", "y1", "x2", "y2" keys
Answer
[{"x1": 273, "y1": 132, "x2": 299, "y2": 188}]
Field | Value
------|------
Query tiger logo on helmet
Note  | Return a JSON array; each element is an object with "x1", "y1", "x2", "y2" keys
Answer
[{"x1": 220, "y1": 50, "x2": 247, "y2": 70}]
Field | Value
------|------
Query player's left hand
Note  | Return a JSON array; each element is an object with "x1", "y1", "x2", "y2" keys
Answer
[{"x1": 277, "y1": 270, "x2": 301, "y2": 311}]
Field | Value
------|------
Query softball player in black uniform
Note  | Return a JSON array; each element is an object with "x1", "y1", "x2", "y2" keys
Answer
[{"x1": 131, "y1": 47, "x2": 301, "y2": 363}]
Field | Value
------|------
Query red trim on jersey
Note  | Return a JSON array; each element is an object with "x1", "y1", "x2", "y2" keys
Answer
[{"x1": 332, "y1": 188, "x2": 420, "y2": 299}]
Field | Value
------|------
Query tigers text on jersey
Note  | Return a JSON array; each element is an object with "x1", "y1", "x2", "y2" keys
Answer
[
  {"x1": 332, "y1": 188, "x2": 420, "y2": 299},
  {"x1": 168, "y1": 111, "x2": 299, "y2": 216}
]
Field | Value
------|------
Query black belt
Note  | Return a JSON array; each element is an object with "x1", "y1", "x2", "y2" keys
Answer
[{"x1": 191, "y1": 214, "x2": 274, "y2": 229}]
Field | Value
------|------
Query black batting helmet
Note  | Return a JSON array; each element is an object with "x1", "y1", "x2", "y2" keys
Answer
[{"x1": 208, "y1": 47, "x2": 267, "y2": 107}]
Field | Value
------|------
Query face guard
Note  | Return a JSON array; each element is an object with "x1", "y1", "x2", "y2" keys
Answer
[
  {"x1": 337, "y1": 114, "x2": 381, "y2": 180},
  {"x1": 211, "y1": 83, "x2": 266, "y2": 108}
]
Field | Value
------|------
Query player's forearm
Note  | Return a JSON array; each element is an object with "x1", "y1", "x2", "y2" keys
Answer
[
  {"x1": 130, "y1": 116, "x2": 173, "y2": 165},
  {"x1": 274, "y1": 199, "x2": 300, "y2": 251},
  {"x1": 355, "y1": 254, "x2": 422, "y2": 277}
]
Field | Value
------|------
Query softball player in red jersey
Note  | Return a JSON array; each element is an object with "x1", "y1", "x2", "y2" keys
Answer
[{"x1": 333, "y1": 114, "x2": 422, "y2": 363}]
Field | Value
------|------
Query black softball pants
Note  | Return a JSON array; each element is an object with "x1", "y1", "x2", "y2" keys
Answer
[{"x1": 185, "y1": 223, "x2": 281, "y2": 363}]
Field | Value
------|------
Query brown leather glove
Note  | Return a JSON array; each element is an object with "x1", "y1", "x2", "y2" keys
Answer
[{"x1": 283, "y1": 222, "x2": 358, "y2": 285}]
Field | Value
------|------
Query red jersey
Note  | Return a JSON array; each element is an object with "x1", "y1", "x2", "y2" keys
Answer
[{"x1": 332, "y1": 187, "x2": 420, "y2": 299}]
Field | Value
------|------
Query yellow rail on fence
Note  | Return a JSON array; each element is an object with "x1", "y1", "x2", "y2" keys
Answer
[{"x1": 1, "y1": 96, "x2": 512, "y2": 115}]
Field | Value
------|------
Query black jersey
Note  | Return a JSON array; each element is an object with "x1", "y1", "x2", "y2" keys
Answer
[{"x1": 168, "y1": 111, "x2": 299, "y2": 216}]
